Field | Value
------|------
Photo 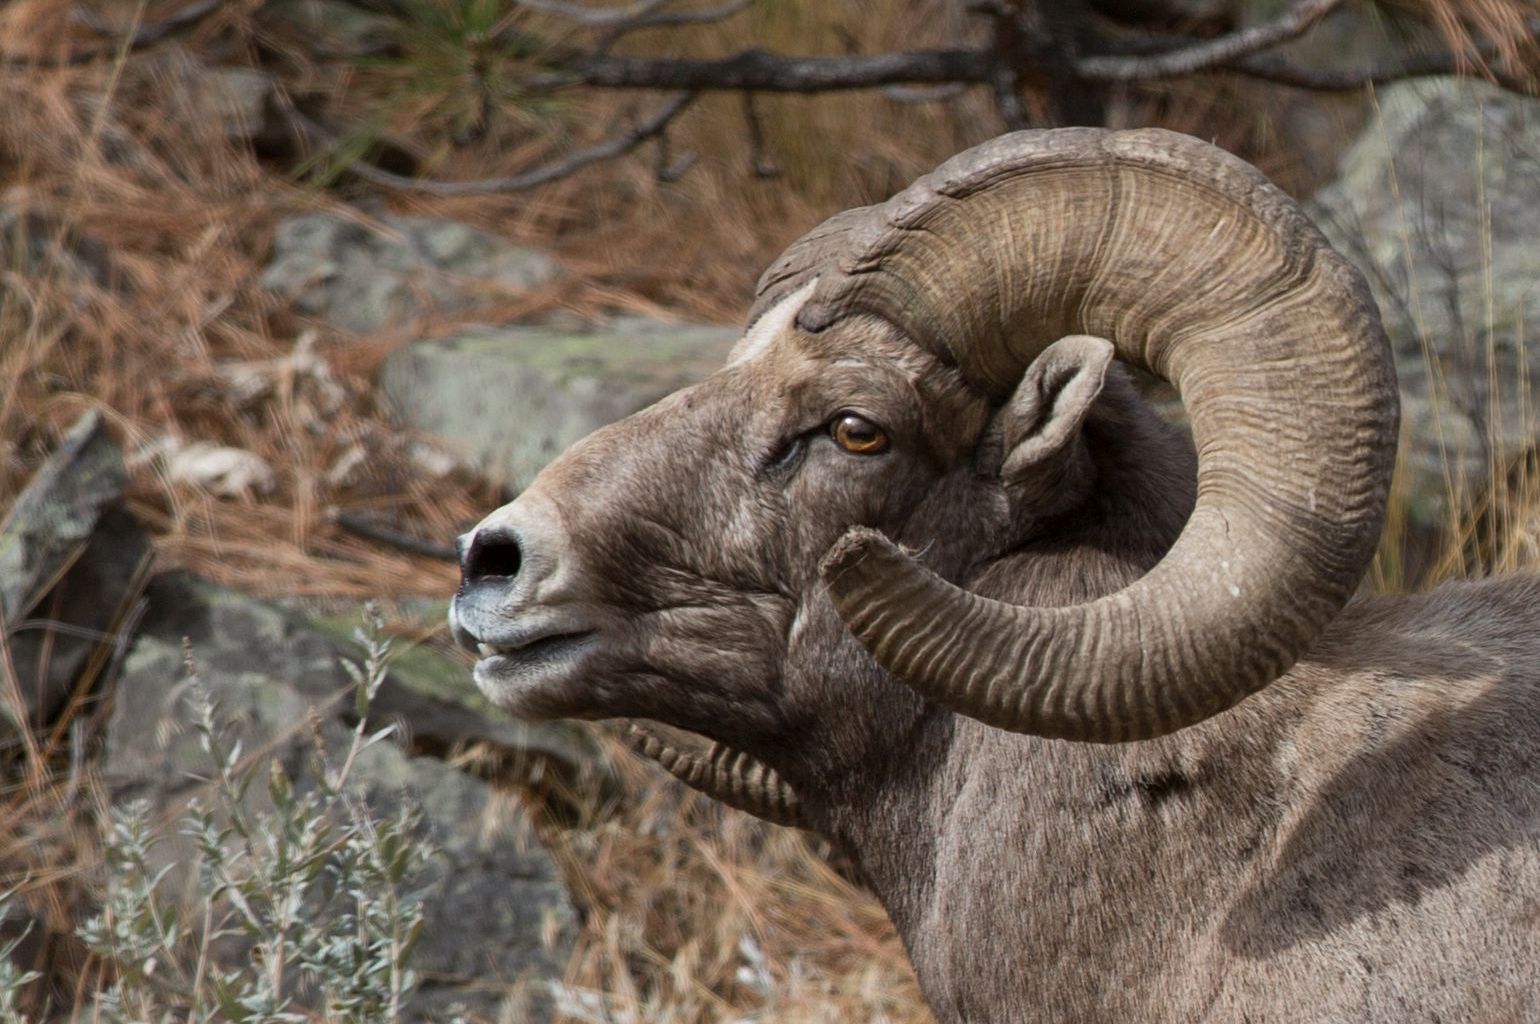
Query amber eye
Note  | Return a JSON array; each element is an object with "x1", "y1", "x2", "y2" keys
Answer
[{"x1": 831, "y1": 414, "x2": 889, "y2": 454}]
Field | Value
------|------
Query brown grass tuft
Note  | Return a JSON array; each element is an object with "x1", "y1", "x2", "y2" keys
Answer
[{"x1": 537, "y1": 729, "x2": 932, "y2": 1024}]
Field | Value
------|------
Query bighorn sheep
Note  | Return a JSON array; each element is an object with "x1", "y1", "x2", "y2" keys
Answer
[{"x1": 448, "y1": 128, "x2": 1540, "y2": 1022}]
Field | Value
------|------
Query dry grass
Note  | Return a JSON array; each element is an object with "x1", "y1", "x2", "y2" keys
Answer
[
  {"x1": 530, "y1": 731, "x2": 930, "y2": 1024},
  {"x1": 1, "y1": 0, "x2": 1539, "y2": 1020}
]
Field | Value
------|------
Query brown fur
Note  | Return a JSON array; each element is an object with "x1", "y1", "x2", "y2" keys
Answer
[{"x1": 450, "y1": 312, "x2": 1540, "y2": 1023}]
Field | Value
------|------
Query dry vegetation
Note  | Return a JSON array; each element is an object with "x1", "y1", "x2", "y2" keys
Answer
[{"x1": 1, "y1": 0, "x2": 1539, "y2": 1020}]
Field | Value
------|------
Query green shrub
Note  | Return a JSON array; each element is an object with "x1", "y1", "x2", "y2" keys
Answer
[{"x1": 5, "y1": 608, "x2": 439, "y2": 1023}]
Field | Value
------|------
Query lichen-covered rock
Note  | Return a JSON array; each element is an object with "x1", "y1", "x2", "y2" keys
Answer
[
  {"x1": 380, "y1": 316, "x2": 739, "y2": 491},
  {"x1": 1311, "y1": 77, "x2": 1540, "y2": 526},
  {"x1": 105, "y1": 574, "x2": 585, "y2": 1021},
  {"x1": 262, "y1": 211, "x2": 561, "y2": 334},
  {"x1": 0, "y1": 411, "x2": 151, "y2": 744}
]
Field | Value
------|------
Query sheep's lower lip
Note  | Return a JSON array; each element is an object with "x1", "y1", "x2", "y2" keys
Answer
[
  {"x1": 472, "y1": 631, "x2": 597, "y2": 708},
  {"x1": 475, "y1": 631, "x2": 595, "y2": 667}
]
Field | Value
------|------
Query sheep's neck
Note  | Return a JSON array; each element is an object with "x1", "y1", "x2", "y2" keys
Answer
[{"x1": 819, "y1": 701, "x2": 1287, "y2": 1021}]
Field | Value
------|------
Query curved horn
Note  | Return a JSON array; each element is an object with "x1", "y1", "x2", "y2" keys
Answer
[
  {"x1": 787, "y1": 128, "x2": 1397, "y2": 742},
  {"x1": 623, "y1": 723, "x2": 804, "y2": 827}
]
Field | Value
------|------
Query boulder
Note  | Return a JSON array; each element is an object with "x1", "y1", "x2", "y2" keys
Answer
[
  {"x1": 1310, "y1": 77, "x2": 1540, "y2": 526},
  {"x1": 104, "y1": 574, "x2": 589, "y2": 1021},
  {"x1": 380, "y1": 317, "x2": 740, "y2": 491},
  {"x1": 1235, "y1": 1, "x2": 1434, "y2": 187},
  {"x1": 0, "y1": 411, "x2": 151, "y2": 749},
  {"x1": 199, "y1": 66, "x2": 275, "y2": 142},
  {"x1": 262, "y1": 212, "x2": 561, "y2": 334}
]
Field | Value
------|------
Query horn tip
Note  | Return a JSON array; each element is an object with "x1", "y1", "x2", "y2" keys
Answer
[{"x1": 819, "y1": 526, "x2": 903, "y2": 587}]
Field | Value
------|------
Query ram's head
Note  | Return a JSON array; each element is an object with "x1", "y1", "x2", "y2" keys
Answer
[{"x1": 449, "y1": 127, "x2": 1398, "y2": 765}]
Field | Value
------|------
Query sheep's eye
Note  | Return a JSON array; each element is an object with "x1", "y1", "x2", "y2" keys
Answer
[{"x1": 831, "y1": 414, "x2": 889, "y2": 454}]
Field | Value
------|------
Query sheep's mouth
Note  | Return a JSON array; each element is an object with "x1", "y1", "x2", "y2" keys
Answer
[
  {"x1": 476, "y1": 631, "x2": 596, "y2": 669},
  {"x1": 471, "y1": 629, "x2": 600, "y2": 713}
]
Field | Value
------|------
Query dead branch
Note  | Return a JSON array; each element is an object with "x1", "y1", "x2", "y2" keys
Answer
[
  {"x1": 880, "y1": 83, "x2": 970, "y2": 103},
  {"x1": 4, "y1": 0, "x2": 223, "y2": 68},
  {"x1": 740, "y1": 91, "x2": 780, "y2": 178},
  {"x1": 531, "y1": 47, "x2": 993, "y2": 92},
  {"x1": 594, "y1": 0, "x2": 755, "y2": 51},
  {"x1": 1223, "y1": 49, "x2": 1539, "y2": 94},
  {"x1": 652, "y1": 130, "x2": 698, "y2": 182},
  {"x1": 283, "y1": 90, "x2": 699, "y2": 195},
  {"x1": 1099, "y1": 14, "x2": 1540, "y2": 95},
  {"x1": 539, "y1": 12, "x2": 1532, "y2": 103},
  {"x1": 334, "y1": 512, "x2": 457, "y2": 561},
  {"x1": 1078, "y1": 0, "x2": 1346, "y2": 81},
  {"x1": 518, "y1": 0, "x2": 674, "y2": 27},
  {"x1": 612, "y1": 0, "x2": 753, "y2": 32}
]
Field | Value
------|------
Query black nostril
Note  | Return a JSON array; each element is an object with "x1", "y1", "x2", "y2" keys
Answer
[{"x1": 463, "y1": 527, "x2": 522, "y2": 581}]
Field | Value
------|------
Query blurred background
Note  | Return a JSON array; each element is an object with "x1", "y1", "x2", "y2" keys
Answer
[{"x1": 1, "y1": 0, "x2": 1538, "y2": 1020}]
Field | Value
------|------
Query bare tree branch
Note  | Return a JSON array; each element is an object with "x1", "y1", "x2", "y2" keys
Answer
[
  {"x1": 532, "y1": 47, "x2": 992, "y2": 92},
  {"x1": 741, "y1": 91, "x2": 780, "y2": 177},
  {"x1": 1079, "y1": 0, "x2": 1346, "y2": 81},
  {"x1": 592, "y1": 0, "x2": 755, "y2": 52},
  {"x1": 1098, "y1": 17, "x2": 1540, "y2": 94},
  {"x1": 968, "y1": 1, "x2": 1031, "y2": 129},
  {"x1": 518, "y1": 0, "x2": 672, "y2": 27},
  {"x1": 605, "y1": 0, "x2": 753, "y2": 33},
  {"x1": 1222, "y1": 49, "x2": 1539, "y2": 94},
  {"x1": 880, "y1": 82, "x2": 970, "y2": 103},
  {"x1": 652, "y1": 130, "x2": 698, "y2": 182},
  {"x1": 541, "y1": 16, "x2": 1538, "y2": 101},
  {"x1": 4, "y1": 0, "x2": 222, "y2": 68},
  {"x1": 283, "y1": 90, "x2": 700, "y2": 195},
  {"x1": 334, "y1": 512, "x2": 457, "y2": 561}
]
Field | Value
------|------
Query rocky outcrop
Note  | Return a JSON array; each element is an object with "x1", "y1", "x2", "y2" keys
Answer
[
  {"x1": 262, "y1": 212, "x2": 561, "y2": 334},
  {"x1": 2, "y1": 413, "x2": 595, "y2": 1018},
  {"x1": 1311, "y1": 77, "x2": 1540, "y2": 527},
  {"x1": 104, "y1": 574, "x2": 590, "y2": 1021},
  {"x1": 0, "y1": 411, "x2": 151, "y2": 751},
  {"x1": 380, "y1": 316, "x2": 739, "y2": 492}
]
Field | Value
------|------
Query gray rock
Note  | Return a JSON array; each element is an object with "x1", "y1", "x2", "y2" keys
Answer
[
  {"x1": 105, "y1": 574, "x2": 583, "y2": 1021},
  {"x1": 0, "y1": 411, "x2": 151, "y2": 747},
  {"x1": 0, "y1": 208, "x2": 113, "y2": 287},
  {"x1": 306, "y1": 604, "x2": 603, "y2": 795},
  {"x1": 1311, "y1": 77, "x2": 1540, "y2": 525},
  {"x1": 1235, "y1": 1, "x2": 1430, "y2": 186},
  {"x1": 262, "y1": 211, "x2": 562, "y2": 335},
  {"x1": 380, "y1": 317, "x2": 740, "y2": 491},
  {"x1": 200, "y1": 67, "x2": 274, "y2": 141}
]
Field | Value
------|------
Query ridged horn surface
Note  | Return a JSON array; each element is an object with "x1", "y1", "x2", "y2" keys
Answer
[
  {"x1": 776, "y1": 128, "x2": 1396, "y2": 742},
  {"x1": 623, "y1": 723, "x2": 804, "y2": 827}
]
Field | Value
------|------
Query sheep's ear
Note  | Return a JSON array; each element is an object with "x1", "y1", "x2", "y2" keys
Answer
[{"x1": 996, "y1": 334, "x2": 1113, "y2": 495}]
